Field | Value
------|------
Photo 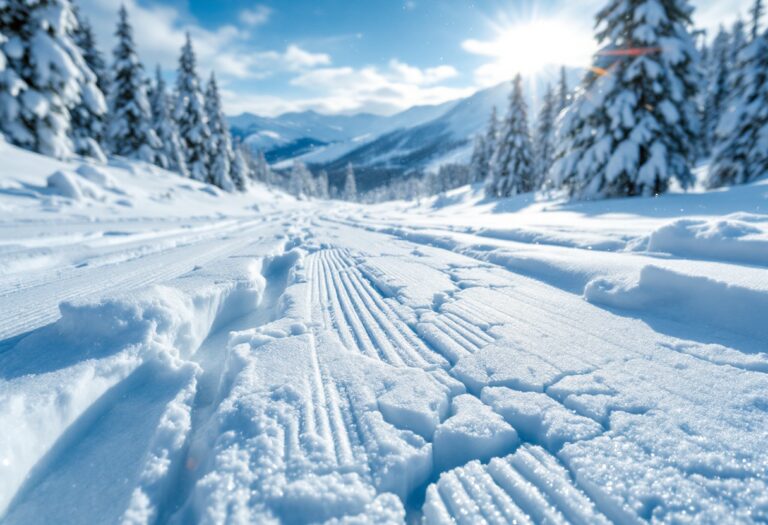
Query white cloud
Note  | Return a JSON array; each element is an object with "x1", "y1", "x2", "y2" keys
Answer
[
  {"x1": 283, "y1": 45, "x2": 332, "y2": 70},
  {"x1": 281, "y1": 61, "x2": 472, "y2": 116},
  {"x1": 388, "y1": 60, "x2": 458, "y2": 85},
  {"x1": 240, "y1": 5, "x2": 272, "y2": 27}
]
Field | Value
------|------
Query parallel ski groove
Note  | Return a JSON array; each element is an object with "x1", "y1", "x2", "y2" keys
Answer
[
  {"x1": 323, "y1": 250, "x2": 385, "y2": 361},
  {"x1": 464, "y1": 462, "x2": 533, "y2": 525},
  {"x1": 454, "y1": 463, "x2": 511, "y2": 525},
  {"x1": 319, "y1": 251, "x2": 357, "y2": 350},
  {"x1": 307, "y1": 336, "x2": 338, "y2": 467},
  {"x1": 329, "y1": 249, "x2": 429, "y2": 367},
  {"x1": 322, "y1": 250, "x2": 379, "y2": 359},
  {"x1": 442, "y1": 311, "x2": 494, "y2": 345},
  {"x1": 431, "y1": 316, "x2": 481, "y2": 353},
  {"x1": 437, "y1": 471, "x2": 487, "y2": 525}
]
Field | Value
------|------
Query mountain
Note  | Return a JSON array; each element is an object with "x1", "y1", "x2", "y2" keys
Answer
[
  {"x1": 228, "y1": 67, "x2": 583, "y2": 191},
  {"x1": 229, "y1": 101, "x2": 458, "y2": 164}
]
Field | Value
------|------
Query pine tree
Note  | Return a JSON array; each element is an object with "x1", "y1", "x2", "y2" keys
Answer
[
  {"x1": 72, "y1": 8, "x2": 108, "y2": 95},
  {"x1": 343, "y1": 163, "x2": 357, "y2": 201},
  {"x1": 0, "y1": 27, "x2": 6, "y2": 143},
  {"x1": 71, "y1": 8, "x2": 107, "y2": 161},
  {"x1": 204, "y1": 72, "x2": 235, "y2": 191},
  {"x1": 751, "y1": 0, "x2": 764, "y2": 39},
  {"x1": 557, "y1": 66, "x2": 570, "y2": 112},
  {"x1": 252, "y1": 150, "x2": 272, "y2": 183},
  {"x1": 469, "y1": 107, "x2": 498, "y2": 184},
  {"x1": 150, "y1": 65, "x2": 188, "y2": 177},
  {"x1": 316, "y1": 170, "x2": 330, "y2": 199},
  {"x1": 175, "y1": 33, "x2": 210, "y2": 183},
  {"x1": 107, "y1": 6, "x2": 160, "y2": 162},
  {"x1": 289, "y1": 161, "x2": 312, "y2": 197},
  {"x1": 702, "y1": 27, "x2": 730, "y2": 152},
  {"x1": 487, "y1": 74, "x2": 534, "y2": 197},
  {"x1": 468, "y1": 134, "x2": 488, "y2": 184},
  {"x1": 0, "y1": 0, "x2": 103, "y2": 158},
  {"x1": 708, "y1": 6, "x2": 768, "y2": 187},
  {"x1": 553, "y1": 0, "x2": 701, "y2": 199},
  {"x1": 534, "y1": 83, "x2": 557, "y2": 188},
  {"x1": 230, "y1": 146, "x2": 250, "y2": 191},
  {"x1": 728, "y1": 20, "x2": 748, "y2": 93}
]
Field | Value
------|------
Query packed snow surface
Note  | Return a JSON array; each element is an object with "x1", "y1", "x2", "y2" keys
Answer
[{"x1": 1, "y1": 142, "x2": 768, "y2": 524}]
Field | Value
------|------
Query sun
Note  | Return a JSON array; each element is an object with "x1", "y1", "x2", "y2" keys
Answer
[{"x1": 464, "y1": 17, "x2": 596, "y2": 81}]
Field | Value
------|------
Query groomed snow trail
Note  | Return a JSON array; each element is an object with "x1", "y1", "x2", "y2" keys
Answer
[{"x1": 2, "y1": 204, "x2": 768, "y2": 524}]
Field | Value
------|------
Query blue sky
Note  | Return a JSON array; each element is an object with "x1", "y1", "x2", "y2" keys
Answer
[{"x1": 78, "y1": 0, "x2": 754, "y2": 117}]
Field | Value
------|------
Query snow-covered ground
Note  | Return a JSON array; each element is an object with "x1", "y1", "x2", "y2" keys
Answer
[{"x1": 1, "y1": 142, "x2": 767, "y2": 524}]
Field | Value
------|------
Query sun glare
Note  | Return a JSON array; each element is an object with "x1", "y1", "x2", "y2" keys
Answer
[{"x1": 465, "y1": 18, "x2": 596, "y2": 80}]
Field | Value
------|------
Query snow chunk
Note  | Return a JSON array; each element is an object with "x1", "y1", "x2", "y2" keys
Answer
[
  {"x1": 46, "y1": 170, "x2": 106, "y2": 201},
  {"x1": 482, "y1": 387, "x2": 603, "y2": 451},
  {"x1": 377, "y1": 376, "x2": 451, "y2": 440},
  {"x1": 432, "y1": 394, "x2": 518, "y2": 471}
]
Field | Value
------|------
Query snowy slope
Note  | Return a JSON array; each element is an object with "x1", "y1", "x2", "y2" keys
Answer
[
  {"x1": 316, "y1": 82, "x2": 512, "y2": 176},
  {"x1": 2, "y1": 143, "x2": 768, "y2": 523}
]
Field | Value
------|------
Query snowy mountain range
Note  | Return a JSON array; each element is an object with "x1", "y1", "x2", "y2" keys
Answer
[
  {"x1": 227, "y1": 84, "x2": 504, "y2": 187},
  {"x1": 228, "y1": 69, "x2": 582, "y2": 191}
]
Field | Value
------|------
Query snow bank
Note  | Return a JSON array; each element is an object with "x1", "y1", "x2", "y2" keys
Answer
[
  {"x1": 645, "y1": 214, "x2": 768, "y2": 266},
  {"x1": 584, "y1": 264, "x2": 768, "y2": 341},
  {"x1": 0, "y1": 255, "x2": 268, "y2": 517}
]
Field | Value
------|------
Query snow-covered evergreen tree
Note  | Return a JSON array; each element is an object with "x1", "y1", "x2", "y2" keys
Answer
[
  {"x1": 70, "y1": 8, "x2": 107, "y2": 161},
  {"x1": 289, "y1": 161, "x2": 313, "y2": 197},
  {"x1": 487, "y1": 75, "x2": 534, "y2": 197},
  {"x1": 316, "y1": 170, "x2": 330, "y2": 199},
  {"x1": 751, "y1": 0, "x2": 764, "y2": 39},
  {"x1": 149, "y1": 65, "x2": 187, "y2": 177},
  {"x1": 469, "y1": 107, "x2": 499, "y2": 184},
  {"x1": 0, "y1": 26, "x2": 6, "y2": 144},
  {"x1": 557, "y1": 66, "x2": 571, "y2": 112},
  {"x1": 468, "y1": 134, "x2": 488, "y2": 184},
  {"x1": 343, "y1": 163, "x2": 357, "y2": 201},
  {"x1": 107, "y1": 6, "x2": 159, "y2": 162},
  {"x1": 534, "y1": 83, "x2": 557, "y2": 188},
  {"x1": 72, "y1": 8, "x2": 108, "y2": 95},
  {"x1": 553, "y1": 0, "x2": 701, "y2": 198},
  {"x1": 252, "y1": 150, "x2": 272, "y2": 184},
  {"x1": 702, "y1": 27, "x2": 730, "y2": 152},
  {"x1": 728, "y1": 20, "x2": 747, "y2": 91},
  {"x1": 204, "y1": 72, "x2": 235, "y2": 191},
  {"x1": 230, "y1": 146, "x2": 250, "y2": 191},
  {"x1": 0, "y1": 0, "x2": 104, "y2": 158},
  {"x1": 175, "y1": 33, "x2": 210, "y2": 183},
  {"x1": 708, "y1": 8, "x2": 768, "y2": 187}
]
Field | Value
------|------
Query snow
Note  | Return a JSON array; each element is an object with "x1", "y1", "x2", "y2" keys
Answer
[{"x1": 1, "y1": 142, "x2": 768, "y2": 523}]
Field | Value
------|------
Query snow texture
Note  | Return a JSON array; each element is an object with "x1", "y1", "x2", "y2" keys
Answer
[{"x1": 0, "y1": 142, "x2": 768, "y2": 523}]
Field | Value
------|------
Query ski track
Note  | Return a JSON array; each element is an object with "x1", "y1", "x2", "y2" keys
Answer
[
  {"x1": 303, "y1": 242, "x2": 616, "y2": 522},
  {"x1": 3, "y1": 211, "x2": 768, "y2": 523},
  {"x1": 0, "y1": 217, "x2": 269, "y2": 341}
]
